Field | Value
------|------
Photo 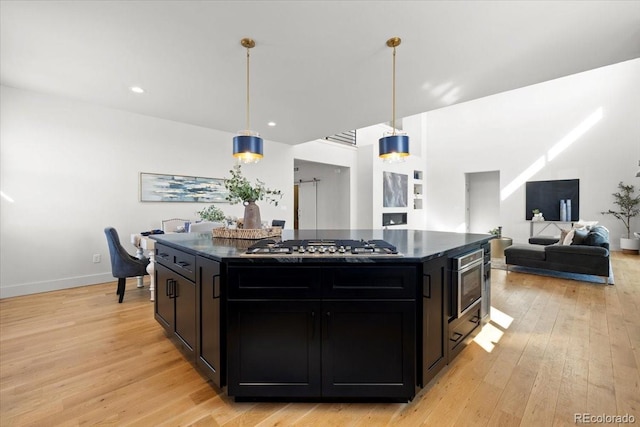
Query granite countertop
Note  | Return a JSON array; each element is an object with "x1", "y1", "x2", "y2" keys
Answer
[{"x1": 150, "y1": 229, "x2": 492, "y2": 264}]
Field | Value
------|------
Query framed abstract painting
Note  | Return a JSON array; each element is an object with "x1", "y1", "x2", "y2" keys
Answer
[
  {"x1": 139, "y1": 172, "x2": 229, "y2": 203},
  {"x1": 383, "y1": 171, "x2": 408, "y2": 208}
]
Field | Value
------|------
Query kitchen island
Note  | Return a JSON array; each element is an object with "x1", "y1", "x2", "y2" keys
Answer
[{"x1": 151, "y1": 229, "x2": 492, "y2": 402}]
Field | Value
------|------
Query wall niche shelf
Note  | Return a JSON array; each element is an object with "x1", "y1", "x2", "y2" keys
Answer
[{"x1": 413, "y1": 170, "x2": 424, "y2": 210}]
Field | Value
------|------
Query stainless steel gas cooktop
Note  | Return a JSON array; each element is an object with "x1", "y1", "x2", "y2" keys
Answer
[{"x1": 245, "y1": 239, "x2": 399, "y2": 256}]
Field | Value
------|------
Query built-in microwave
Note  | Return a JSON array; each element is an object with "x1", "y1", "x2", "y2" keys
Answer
[{"x1": 451, "y1": 249, "x2": 484, "y2": 318}]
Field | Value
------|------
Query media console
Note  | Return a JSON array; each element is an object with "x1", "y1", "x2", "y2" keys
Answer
[{"x1": 529, "y1": 220, "x2": 573, "y2": 237}]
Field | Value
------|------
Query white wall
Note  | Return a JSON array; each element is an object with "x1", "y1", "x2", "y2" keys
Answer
[
  {"x1": 355, "y1": 121, "x2": 428, "y2": 230},
  {"x1": 424, "y1": 59, "x2": 640, "y2": 246},
  {"x1": 0, "y1": 86, "x2": 294, "y2": 297},
  {"x1": 356, "y1": 144, "x2": 374, "y2": 229}
]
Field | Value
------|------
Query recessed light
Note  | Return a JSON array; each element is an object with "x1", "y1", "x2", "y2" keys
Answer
[
  {"x1": 267, "y1": 121, "x2": 276, "y2": 127},
  {"x1": 130, "y1": 86, "x2": 145, "y2": 94}
]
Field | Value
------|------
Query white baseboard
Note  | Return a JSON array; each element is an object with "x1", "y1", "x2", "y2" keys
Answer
[{"x1": 0, "y1": 273, "x2": 116, "y2": 299}]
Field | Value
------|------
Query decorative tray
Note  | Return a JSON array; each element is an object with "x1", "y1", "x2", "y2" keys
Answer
[{"x1": 212, "y1": 227, "x2": 282, "y2": 240}]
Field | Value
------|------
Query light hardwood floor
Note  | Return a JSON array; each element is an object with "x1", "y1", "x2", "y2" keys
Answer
[{"x1": 1, "y1": 252, "x2": 638, "y2": 426}]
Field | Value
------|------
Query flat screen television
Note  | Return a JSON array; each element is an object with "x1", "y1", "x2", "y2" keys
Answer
[{"x1": 525, "y1": 179, "x2": 579, "y2": 221}]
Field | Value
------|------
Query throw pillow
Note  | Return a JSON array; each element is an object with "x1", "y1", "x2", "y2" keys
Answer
[
  {"x1": 584, "y1": 226, "x2": 609, "y2": 248},
  {"x1": 573, "y1": 220, "x2": 598, "y2": 230},
  {"x1": 571, "y1": 228, "x2": 589, "y2": 245},
  {"x1": 559, "y1": 228, "x2": 570, "y2": 245},
  {"x1": 563, "y1": 229, "x2": 576, "y2": 245}
]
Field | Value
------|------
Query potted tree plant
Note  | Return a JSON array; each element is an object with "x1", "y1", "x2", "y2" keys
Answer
[
  {"x1": 224, "y1": 165, "x2": 282, "y2": 229},
  {"x1": 601, "y1": 181, "x2": 640, "y2": 253}
]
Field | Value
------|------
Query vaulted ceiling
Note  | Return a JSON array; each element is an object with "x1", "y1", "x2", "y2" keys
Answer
[{"x1": 2, "y1": 1, "x2": 639, "y2": 144}]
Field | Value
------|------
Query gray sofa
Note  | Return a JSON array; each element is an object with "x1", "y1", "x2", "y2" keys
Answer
[{"x1": 504, "y1": 225, "x2": 611, "y2": 284}]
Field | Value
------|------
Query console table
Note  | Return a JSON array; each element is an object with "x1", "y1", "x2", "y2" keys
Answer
[{"x1": 529, "y1": 221, "x2": 572, "y2": 237}]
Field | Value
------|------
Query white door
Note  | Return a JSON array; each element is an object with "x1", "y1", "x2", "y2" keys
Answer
[{"x1": 297, "y1": 181, "x2": 317, "y2": 230}]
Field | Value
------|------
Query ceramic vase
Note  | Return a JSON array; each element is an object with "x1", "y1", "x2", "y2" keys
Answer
[{"x1": 243, "y1": 201, "x2": 261, "y2": 229}]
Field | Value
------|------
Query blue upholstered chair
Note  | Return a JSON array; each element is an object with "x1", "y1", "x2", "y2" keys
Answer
[{"x1": 104, "y1": 227, "x2": 150, "y2": 303}]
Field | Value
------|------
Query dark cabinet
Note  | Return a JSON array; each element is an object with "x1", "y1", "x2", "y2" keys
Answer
[
  {"x1": 227, "y1": 300, "x2": 322, "y2": 397},
  {"x1": 226, "y1": 265, "x2": 417, "y2": 401},
  {"x1": 421, "y1": 256, "x2": 447, "y2": 386},
  {"x1": 154, "y1": 244, "x2": 196, "y2": 356},
  {"x1": 481, "y1": 241, "x2": 491, "y2": 324},
  {"x1": 227, "y1": 266, "x2": 322, "y2": 300},
  {"x1": 322, "y1": 266, "x2": 416, "y2": 299},
  {"x1": 196, "y1": 256, "x2": 223, "y2": 388},
  {"x1": 226, "y1": 265, "x2": 323, "y2": 397},
  {"x1": 154, "y1": 246, "x2": 224, "y2": 388},
  {"x1": 174, "y1": 274, "x2": 196, "y2": 350},
  {"x1": 155, "y1": 263, "x2": 196, "y2": 354},
  {"x1": 449, "y1": 306, "x2": 481, "y2": 360},
  {"x1": 322, "y1": 300, "x2": 415, "y2": 399},
  {"x1": 481, "y1": 266, "x2": 491, "y2": 324},
  {"x1": 155, "y1": 263, "x2": 174, "y2": 330},
  {"x1": 151, "y1": 235, "x2": 489, "y2": 401}
]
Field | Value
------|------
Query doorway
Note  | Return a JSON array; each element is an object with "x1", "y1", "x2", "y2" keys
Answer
[
  {"x1": 465, "y1": 171, "x2": 500, "y2": 234},
  {"x1": 295, "y1": 180, "x2": 318, "y2": 230},
  {"x1": 293, "y1": 159, "x2": 350, "y2": 230}
]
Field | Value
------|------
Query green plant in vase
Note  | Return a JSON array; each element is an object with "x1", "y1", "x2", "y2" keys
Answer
[
  {"x1": 531, "y1": 209, "x2": 544, "y2": 221},
  {"x1": 224, "y1": 165, "x2": 282, "y2": 229}
]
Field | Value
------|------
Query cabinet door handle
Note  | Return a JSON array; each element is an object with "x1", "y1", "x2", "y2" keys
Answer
[
  {"x1": 169, "y1": 279, "x2": 177, "y2": 299},
  {"x1": 450, "y1": 332, "x2": 463, "y2": 343},
  {"x1": 311, "y1": 311, "x2": 316, "y2": 339},
  {"x1": 165, "y1": 278, "x2": 171, "y2": 297},
  {"x1": 470, "y1": 315, "x2": 480, "y2": 324},
  {"x1": 177, "y1": 261, "x2": 190, "y2": 268},
  {"x1": 212, "y1": 274, "x2": 221, "y2": 299},
  {"x1": 424, "y1": 274, "x2": 431, "y2": 299},
  {"x1": 173, "y1": 279, "x2": 179, "y2": 298}
]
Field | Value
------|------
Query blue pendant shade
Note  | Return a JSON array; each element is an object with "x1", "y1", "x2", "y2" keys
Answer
[
  {"x1": 379, "y1": 134, "x2": 409, "y2": 161},
  {"x1": 233, "y1": 134, "x2": 264, "y2": 163}
]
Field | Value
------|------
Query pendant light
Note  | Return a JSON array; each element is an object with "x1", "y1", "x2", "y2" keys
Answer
[
  {"x1": 233, "y1": 38, "x2": 263, "y2": 163},
  {"x1": 379, "y1": 37, "x2": 409, "y2": 162}
]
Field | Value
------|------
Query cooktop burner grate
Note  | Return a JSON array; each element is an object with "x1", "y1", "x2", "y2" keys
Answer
[{"x1": 245, "y1": 239, "x2": 398, "y2": 255}]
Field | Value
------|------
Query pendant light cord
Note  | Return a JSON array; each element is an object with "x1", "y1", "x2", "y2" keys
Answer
[
  {"x1": 392, "y1": 45, "x2": 396, "y2": 136},
  {"x1": 246, "y1": 47, "x2": 251, "y2": 132}
]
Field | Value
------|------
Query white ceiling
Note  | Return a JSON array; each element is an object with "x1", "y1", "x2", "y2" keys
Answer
[{"x1": 2, "y1": 1, "x2": 639, "y2": 145}]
